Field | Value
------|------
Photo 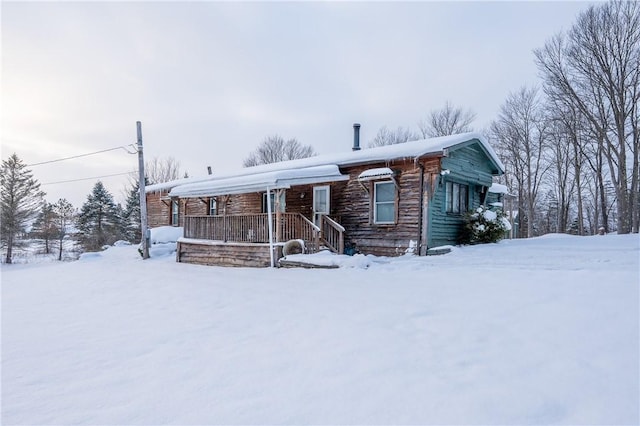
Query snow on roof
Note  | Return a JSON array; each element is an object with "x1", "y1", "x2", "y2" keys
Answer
[
  {"x1": 170, "y1": 165, "x2": 349, "y2": 198},
  {"x1": 358, "y1": 167, "x2": 394, "y2": 181},
  {"x1": 151, "y1": 132, "x2": 504, "y2": 195},
  {"x1": 489, "y1": 183, "x2": 509, "y2": 194},
  {"x1": 145, "y1": 174, "x2": 215, "y2": 194}
]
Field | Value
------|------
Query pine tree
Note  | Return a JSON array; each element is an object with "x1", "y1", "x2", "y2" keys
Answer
[
  {"x1": 1, "y1": 153, "x2": 45, "y2": 264},
  {"x1": 31, "y1": 201, "x2": 58, "y2": 254},
  {"x1": 114, "y1": 203, "x2": 129, "y2": 241},
  {"x1": 77, "y1": 181, "x2": 123, "y2": 251},
  {"x1": 52, "y1": 198, "x2": 75, "y2": 260},
  {"x1": 123, "y1": 181, "x2": 142, "y2": 242}
]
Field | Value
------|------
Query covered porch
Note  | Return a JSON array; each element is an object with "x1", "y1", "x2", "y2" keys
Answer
[
  {"x1": 172, "y1": 165, "x2": 348, "y2": 267},
  {"x1": 179, "y1": 211, "x2": 345, "y2": 267}
]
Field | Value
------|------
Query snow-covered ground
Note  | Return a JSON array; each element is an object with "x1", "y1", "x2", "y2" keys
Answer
[
  {"x1": 1, "y1": 237, "x2": 81, "y2": 264},
  {"x1": 2, "y1": 234, "x2": 638, "y2": 425}
]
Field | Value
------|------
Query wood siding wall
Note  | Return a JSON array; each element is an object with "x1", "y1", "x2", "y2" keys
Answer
[
  {"x1": 177, "y1": 239, "x2": 281, "y2": 267},
  {"x1": 146, "y1": 191, "x2": 210, "y2": 228},
  {"x1": 428, "y1": 144, "x2": 497, "y2": 248},
  {"x1": 333, "y1": 158, "x2": 440, "y2": 257},
  {"x1": 146, "y1": 190, "x2": 171, "y2": 228}
]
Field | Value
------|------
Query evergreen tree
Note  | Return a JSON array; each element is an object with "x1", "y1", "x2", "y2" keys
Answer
[
  {"x1": 77, "y1": 181, "x2": 123, "y2": 251},
  {"x1": 114, "y1": 203, "x2": 129, "y2": 241},
  {"x1": 0, "y1": 153, "x2": 45, "y2": 264},
  {"x1": 123, "y1": 181, "x2": 142, "y2": 242},
  {"x1": 52, "y1": 198, "x2": 75, "y2": 261},
  {"x1": 31, "y1": 201, "x2": 58, "y2": 254}
]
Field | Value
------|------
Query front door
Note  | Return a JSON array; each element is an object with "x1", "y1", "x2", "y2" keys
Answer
[{"x1": 313, "y1": 185, "x2": 330, "y2": 227}]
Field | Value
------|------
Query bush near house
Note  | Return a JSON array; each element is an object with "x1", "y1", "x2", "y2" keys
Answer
[{"x1": 460, "y1": 205, "x2": 511, "y2": 245}]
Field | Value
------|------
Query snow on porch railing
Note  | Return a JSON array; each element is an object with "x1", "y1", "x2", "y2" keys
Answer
[{"x1": 183, "y1": 213, "x2": 321, "y2": 251}]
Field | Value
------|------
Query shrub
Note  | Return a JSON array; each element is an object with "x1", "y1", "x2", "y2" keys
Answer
[{"x1": 459, "y1": 205, "x2": 511, "y2": 245}]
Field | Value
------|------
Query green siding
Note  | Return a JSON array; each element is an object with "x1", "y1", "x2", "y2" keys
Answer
[{"x1": 428, "y1": 142, "x2": 498, "y2": 248}]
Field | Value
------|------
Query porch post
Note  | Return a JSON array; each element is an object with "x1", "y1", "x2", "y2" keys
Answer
[
  {"x1": 266, "y1": 187, "x2": 275, "y2": 268},
  {"x1": 275, "y1": 189, "x2": 283, "y2": 243}
]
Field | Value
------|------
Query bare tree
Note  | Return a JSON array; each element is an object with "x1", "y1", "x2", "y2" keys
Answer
[
  {"x1": 545, "y1": 116, "x2": 575, "y2": 233},
  {"x1": 368, "y1": 126, "x2": 419, "y2": 147},
  {"x1": 243, "y1": 135, "x2": 316, "y2": 167},
  {"x1": 145, "y1": 156, "x2": 186, "y2": 185},
  {"x1": 491, "y1": 87, "x2": 551, "y2": 238},
  {"x1": 534, "y1": 0, "x2": 640, "y2": 233},
  {"x1": 418, "y1": 101, "x2": 477, "y2": 138}
]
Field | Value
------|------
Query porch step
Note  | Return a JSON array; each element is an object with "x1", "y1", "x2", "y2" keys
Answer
[
  {"x1": 426, "y1": 247, "x2": 452, "y2": 256},
  {"x1": 278, "y1": 259, "x2": 339, "y2": 269}
]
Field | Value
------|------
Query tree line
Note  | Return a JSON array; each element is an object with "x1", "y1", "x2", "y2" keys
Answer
[{"x1": 0, "y1": 154, "x2": 185, "y2": 264}]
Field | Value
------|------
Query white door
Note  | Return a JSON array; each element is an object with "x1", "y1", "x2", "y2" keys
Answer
[{"x1": 313, "y1": 185, "x2": 330, "y2": 227}]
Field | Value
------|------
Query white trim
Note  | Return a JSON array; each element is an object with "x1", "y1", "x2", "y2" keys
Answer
[
  {"x1": 373, "y1": 181, "x2": 396, "y2": 224},
  {"x1": 266, "y1": 187, "x2": 275, "y2": 268},
  {"x1": 313, "y1": 185, "x2": 330, "y2": 227}
]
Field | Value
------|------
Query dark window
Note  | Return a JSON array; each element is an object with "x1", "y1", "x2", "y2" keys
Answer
[
  {"x1": 209, "y1": 198, "x2": 217, "y2": 215},
  {"x1": 262, "y1": 191, "x2": 286, "y2": 213},
  {"x1": 446, "y1": 182, "x2": 468, "y2": 214},
  {"x1": 171, "y1": 199, "x2": 179, "y2": 225}
]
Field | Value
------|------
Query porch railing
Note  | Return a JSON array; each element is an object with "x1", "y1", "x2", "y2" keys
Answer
[
  {"x1": 320, "y1": 215, "x2": 345, "y2": 254},
  {"x1": 183, "y1": 213, "x2": 322, "y2": 253}
]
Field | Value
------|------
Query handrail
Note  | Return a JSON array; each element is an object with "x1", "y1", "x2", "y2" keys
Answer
[
  {"x1": 320, "y1": 215, "x2": 344, "y2": 254},
  {"x1": 300, "y1": 214, "x2": 320, "y2": 232},
  {"x1": 322, "y1": 215, "x2": 345, "y2": 232}
]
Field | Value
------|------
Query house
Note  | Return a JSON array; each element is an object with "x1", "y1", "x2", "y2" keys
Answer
[{"x1": 145, "y1": 126, "x2": 505, "y2": 267}]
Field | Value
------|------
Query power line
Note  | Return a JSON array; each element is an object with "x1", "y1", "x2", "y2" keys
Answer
[
  {"x1": 27, "y1": 145, "x2": 137, "y2": 167},
  {"x1": 41, "y1": 171, "x2": 133, "y2": 186}
]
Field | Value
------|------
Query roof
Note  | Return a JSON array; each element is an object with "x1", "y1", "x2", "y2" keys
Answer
[
  {"x1": 170, "y1": 165, "x2": 349, "y2": 198},
  {"x1": 147, "y1": 132, "x2": 504, "y2": 197}
]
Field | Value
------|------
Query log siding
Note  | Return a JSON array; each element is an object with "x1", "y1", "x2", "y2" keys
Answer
[{"x1": 147, "y1": 138, "x2": 502, "y2": 263}]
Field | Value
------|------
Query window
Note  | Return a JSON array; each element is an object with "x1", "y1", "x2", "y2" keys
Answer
[
  {"x1": 374, "y1": 181, "x2": 396, "y2": 224},
  {"x1": 171, "y1": 199, "x2": 179, "y2": 225},
  {"x1": 209, "y1": 198, "x2": 217, "y2": 215},
  {"x1": 445, "y1": 182, "x2": 468, "y2": 214},
  {"x1": 262, "y1": 191, "x2": 286, "y2": 213}
]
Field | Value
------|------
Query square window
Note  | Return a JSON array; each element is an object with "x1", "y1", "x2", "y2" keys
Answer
[{"x1": 374, "y1": 181, "x2": 396, "y2": 224}]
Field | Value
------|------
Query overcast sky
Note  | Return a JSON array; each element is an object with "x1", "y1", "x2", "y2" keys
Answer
[{"x1": 2, "y1": 1, "x2": 594, "y2": 207}]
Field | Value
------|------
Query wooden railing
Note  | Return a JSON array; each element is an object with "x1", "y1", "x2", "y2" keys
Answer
[
  {"x1": 183, "y1": 213, "x2": 322, "y2": 253},
  {"x1": 320, "y1": 215, "x2": 345, "y2": 254}
]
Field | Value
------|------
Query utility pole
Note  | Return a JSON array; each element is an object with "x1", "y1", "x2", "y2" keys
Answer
[{"x1": 137, "y1": 121, "x2": 150, "y2": 259}]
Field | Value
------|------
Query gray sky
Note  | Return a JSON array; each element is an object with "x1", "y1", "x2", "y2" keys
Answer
[{"x1": 1, "y1": 1, "x2": 594, "y2": 207}]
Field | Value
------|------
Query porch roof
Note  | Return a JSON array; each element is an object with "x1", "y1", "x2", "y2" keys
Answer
[{"x1": 169, "y1": 164, "x2": 349, "y2": 198}]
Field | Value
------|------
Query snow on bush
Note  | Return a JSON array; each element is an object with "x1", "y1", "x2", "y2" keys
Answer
[{"x1": 459, "y1": 205, "x2": 510, "y2": 245}]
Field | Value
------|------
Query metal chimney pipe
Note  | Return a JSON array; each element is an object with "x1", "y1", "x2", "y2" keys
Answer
[{"x1": 352, "y1": 123, "x2": 361, "y2": 151}]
